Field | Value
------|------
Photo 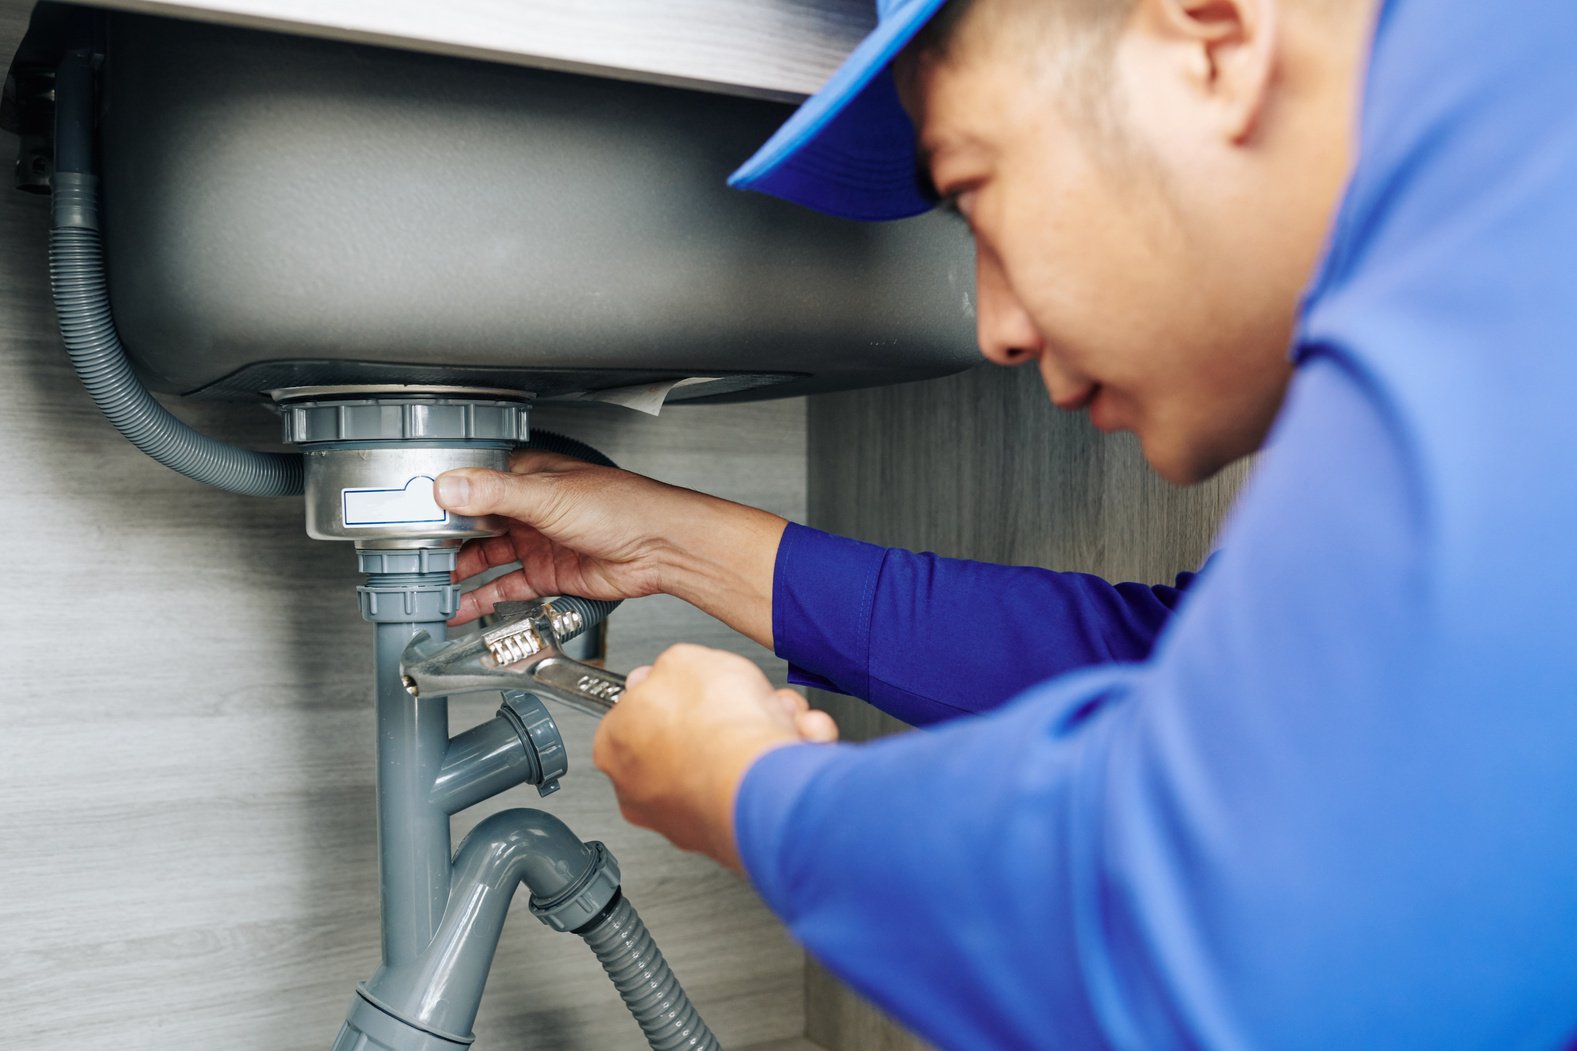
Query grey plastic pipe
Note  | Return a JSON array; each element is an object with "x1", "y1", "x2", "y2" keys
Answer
[
  {"x1": 374, "y1": 617, "x2": 454, "y2": 965},
  {"x1": 354, "y1": 556, "x2": 715, "y2": 1050},
  {"x1": 579, "y1": 894, "x2": 724, "y2": 1051},
  {"x1": 49, "y1": 49, "x2": 305, "y2": 496},
  {"x1": 360, "y1": 809, "x2": 602, "y2": 1039},
  {"x1": 429, "y1": 714, "x2": 540, "y2": 815},
  {"x1": 359, "y1": 808, "x2": 722, "y2": 1051}
]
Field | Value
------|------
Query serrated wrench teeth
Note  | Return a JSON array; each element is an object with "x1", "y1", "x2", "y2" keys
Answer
[
  {"x1": 484, "y1": 623, "x2": 543, "y2": 666},
  {"x1": 401, "y1": 598, "x2": 624, "y2": 719}
]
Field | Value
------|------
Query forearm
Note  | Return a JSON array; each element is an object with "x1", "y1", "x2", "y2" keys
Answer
[
  {"x1": 654, "y1": 491, "x2": 787, "y2": 651},
  {"x1": 436, "y1": 453, "x2": 790, "y2": 639},
  {"x1": 773, "y1": 523, "x2": 1201, "y2": 725}
]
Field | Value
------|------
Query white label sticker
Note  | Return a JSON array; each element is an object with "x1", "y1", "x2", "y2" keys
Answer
[
  {"x1": 564, "y1": 376, "x2": 723, "y2": 416},
  {"x1": 341, "y1": 476, "x2": 449, "y2": 527}
]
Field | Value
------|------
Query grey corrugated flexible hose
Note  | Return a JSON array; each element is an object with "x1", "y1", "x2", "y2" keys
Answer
[
  {"x1": 578, "y1": 893, "x2": 724, "y2": 1051},
  {"x1": 519, "y1": 429, "x2": 617, "y2": 470},
  {"x1": 48, "y1": 48, "x2": 305, "y2": 496},
  {"x1": 547, "y1": 591, "x2": 621, "y2": 638},
  {"x1": 47, "y1": 222, "x2": 309, "y2": 495}
]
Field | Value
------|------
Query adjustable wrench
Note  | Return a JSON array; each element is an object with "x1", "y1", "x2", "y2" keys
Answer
[{"x1": 400, "y1": 599, "x2": 624, "y2": 718}]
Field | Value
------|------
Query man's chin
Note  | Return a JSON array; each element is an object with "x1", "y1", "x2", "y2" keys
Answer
[{"x1": 1139, "y1": 433, "x2": 1240, "y2": 487}]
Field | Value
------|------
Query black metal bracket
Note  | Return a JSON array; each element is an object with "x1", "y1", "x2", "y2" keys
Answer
[{"x1": 2, "y1": 2, "x2": 104, "y2": 193}]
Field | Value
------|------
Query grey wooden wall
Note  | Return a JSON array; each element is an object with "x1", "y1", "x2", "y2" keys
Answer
[
  {"x1": 0, "y1": 2, "x2": 814, "y2": 1042},
  {"x1": 800, "y1": 364, "x2": 1250, "y2": 1049}
]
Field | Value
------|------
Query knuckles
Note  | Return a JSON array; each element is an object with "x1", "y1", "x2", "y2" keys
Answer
[
  {"x1": 464, "y1": 468, "x2": 505, "y2": 507},
  {"x1": 656, "y1": 642, "x2": 706, "y2": 666},
  {"x1": 774, "y1": 688, "x2": 808, "y2": 714}
]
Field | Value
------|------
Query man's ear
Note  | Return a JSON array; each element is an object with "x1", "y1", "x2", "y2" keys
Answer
[{"x1": 1136, "y1": 0, "x2": 1278, "y2": 143}]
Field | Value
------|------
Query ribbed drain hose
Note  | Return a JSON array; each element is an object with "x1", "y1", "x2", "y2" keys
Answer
[
  {"x1": 48, "y1": 49, "x2": 304, "y2": 496},
  {"x1": 48, "y1": 224, "x2": 307, "y2": 495},
  {"x1": 522, "y1": 429, "x2": 617, "y2": 471},
  {"x1": 579, "y1": 894, "x2": 723, "y2": 1051}
]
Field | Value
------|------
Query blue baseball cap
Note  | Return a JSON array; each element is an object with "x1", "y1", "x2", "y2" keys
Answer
[{"x1": 728, "y1": 0, "x2": 954, "y2": 222}]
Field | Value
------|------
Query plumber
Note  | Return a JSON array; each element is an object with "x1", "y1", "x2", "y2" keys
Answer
[{"x1": 434, "y1": 0, "x2": 1577, "y2": 1045}]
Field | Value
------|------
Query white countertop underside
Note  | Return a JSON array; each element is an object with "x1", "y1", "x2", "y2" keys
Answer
[{"x1": 84, "y1": 0, "x2": 875, "y2": 100}]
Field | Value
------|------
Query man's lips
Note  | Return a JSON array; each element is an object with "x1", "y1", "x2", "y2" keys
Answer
[
  {"x1": 1052, "y1": 383, "x2": 1122, "y2": 433},
  {"x1": 1052, "y1": 383, "x2": 1098, "y2": 412}
]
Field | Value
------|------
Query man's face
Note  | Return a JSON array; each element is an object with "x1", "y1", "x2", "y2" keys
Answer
[{"x1": 902, "y1": 1, "x2": 1359, "y2": 484}]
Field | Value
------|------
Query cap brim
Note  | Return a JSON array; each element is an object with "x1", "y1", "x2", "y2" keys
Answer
[{"x1": 728, "y1": 0, "x2": 951, "y2": 222}]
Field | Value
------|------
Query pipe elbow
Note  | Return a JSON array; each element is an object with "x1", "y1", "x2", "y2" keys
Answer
[
  {"x1": 361, "y1": 809, "x2": 619, "y2": 1039},
  {"x1": 457, "y1": 809, "x2": 597, "y2": 903}
]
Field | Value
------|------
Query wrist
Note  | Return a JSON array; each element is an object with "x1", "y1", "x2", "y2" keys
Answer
[
  {"x1": 654, "y1": 493, "x2": 787, "y2": 649},
  {"x1": 706, "y1": 728, "x2": 801, "y2": 872}
]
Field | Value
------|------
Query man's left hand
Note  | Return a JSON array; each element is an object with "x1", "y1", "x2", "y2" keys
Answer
[{"x1": 593, "y1": 644, "x2": 838, "y2": 871}]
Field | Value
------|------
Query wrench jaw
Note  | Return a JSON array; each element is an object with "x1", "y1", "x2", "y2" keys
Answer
[
  {"x1": 481, "y1": 600, "x2": 554, "y2": 666},
  {"x1": 400, "y1": 599, "x2": 625, "y2": 717},
  {"x1": 398, "y1": 630, "x2": 513, "y2": 700}
]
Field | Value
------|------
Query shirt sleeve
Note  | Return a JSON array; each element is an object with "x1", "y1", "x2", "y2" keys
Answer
[
  {"x1": 736, "y1": 346, "x2": 1577, "y2": 1048},
  {"x1": 772, "y1": 522, "x2": 1202, "y2": 726}
]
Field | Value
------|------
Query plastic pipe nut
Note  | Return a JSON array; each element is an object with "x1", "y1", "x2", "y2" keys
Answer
[
  {"x1": 499, "y1": 691, "x2": 569, "y2": 797},
  {"x1": 529, "y1": 842, "x2": 621, "y2": 933}
]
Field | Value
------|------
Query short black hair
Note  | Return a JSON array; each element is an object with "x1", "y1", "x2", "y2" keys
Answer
[{"x1": 908, "y1": 0, "x2": 981, "y2": 62}]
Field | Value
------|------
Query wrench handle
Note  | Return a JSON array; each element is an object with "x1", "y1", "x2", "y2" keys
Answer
[{"x1": 526, "y1": 656, "x2": 626, "y2": 718}]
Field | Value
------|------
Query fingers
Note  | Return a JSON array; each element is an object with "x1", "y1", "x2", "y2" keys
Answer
[
  {"x1": 773, "y1": 691, "x2": 805, "y2": 727},
  {"x1": 794, "y1": 709, "x2": 840, "y2": 743},
  {"x1": 439, "y1": 450, "x2": 623, "y2": 519},
  {"x1": 609, "y1": 646, "x2": 836, "y2": 750},
  {"x1": 453, "y1": 534, "x2": 521, "y2": 583},
  {"x1": 436, "y1": 466, "x2": 560, "y2": 522},
  {"x1": 773, "y1": 689, "x2": 837, "y2": 743},
  {"x1": 772, "y1": 688, "x2": 809, "y2": 719},
  {"x1": 652, "y1": 642, "x2": 763, "y2": 681},
  {"x1": 448, "y1": 570, "x2": 544, "y2": 625}
]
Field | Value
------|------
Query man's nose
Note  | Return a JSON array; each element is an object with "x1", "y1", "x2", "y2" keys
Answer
[{"x1": 974, "y1": 246, "x2": 1043, "y2": 366}]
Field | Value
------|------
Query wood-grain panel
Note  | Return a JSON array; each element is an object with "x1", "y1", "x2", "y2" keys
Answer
[
  {"x1": 0, "y1": 8, "x2": 810, "y2": 1038},
  {"x1": 801, "y1": 363, "x2": 1250, "y2": 1048}
]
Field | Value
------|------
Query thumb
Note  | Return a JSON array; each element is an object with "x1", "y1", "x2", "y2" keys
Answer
[
  {"x1": 795, "y1": 709, "x2": 840, "y2": 744},
  {"x1": 435, "y1": 467, "x2": 548, "y2": 520}
]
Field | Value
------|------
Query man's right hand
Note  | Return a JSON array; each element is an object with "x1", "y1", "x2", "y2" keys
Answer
[{"x1": 434, "y1": 450, "x2": 787, "y2": 649}]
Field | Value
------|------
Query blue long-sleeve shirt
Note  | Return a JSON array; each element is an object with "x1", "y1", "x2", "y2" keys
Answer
[
  {"x1": 734, "y1": 1, "x2": 1577, "y2": 1047},
  {"x1": 775, "y1": 524, "x2": 1204, "y2": 726}
]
